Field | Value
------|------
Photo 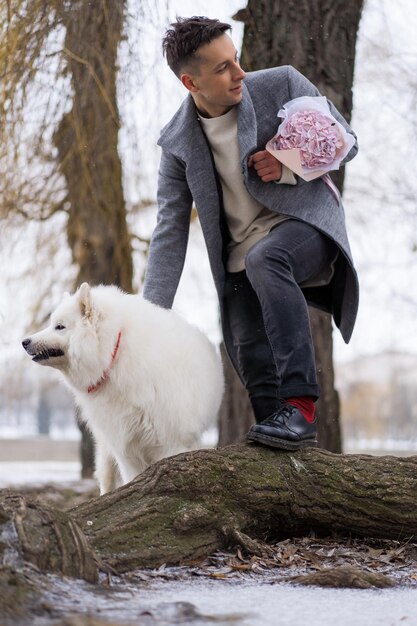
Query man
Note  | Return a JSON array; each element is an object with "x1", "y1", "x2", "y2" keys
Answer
[{"x1": 143, "y1": 16, "x2": 359, "y2": 450}]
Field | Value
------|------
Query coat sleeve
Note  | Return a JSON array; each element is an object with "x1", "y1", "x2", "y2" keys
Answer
[
  {"x1": 142, "y1": 150, "x2": 193, "y2": 308},
  {"x1": 286, "y1": 65, "x2": 358, "y2": 166}
]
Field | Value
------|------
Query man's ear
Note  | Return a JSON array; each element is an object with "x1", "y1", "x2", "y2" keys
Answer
[
  {"x1": 180, "y1": 73, "x2": 198, "y2": 93},
  {"x1": 78, "y1": 283, "x2": 93, "y2": 321}
]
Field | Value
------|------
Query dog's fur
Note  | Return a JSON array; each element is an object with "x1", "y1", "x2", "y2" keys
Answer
[{"x1": 22, "y1": 283, "x2": 224, "y2": 494}]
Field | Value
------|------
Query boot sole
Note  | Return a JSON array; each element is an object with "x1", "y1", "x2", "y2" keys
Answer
[{"x1": 246, "y1": 431, "x2": 318, "y2": 450}]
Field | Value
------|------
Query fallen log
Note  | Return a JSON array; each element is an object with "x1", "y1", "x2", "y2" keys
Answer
[
  {"x1": 0, "y1": 491, "x2": 98, "y2": 582},
  {"x1": 1, "y1": 444, "x2": 417, "y2": 578}
]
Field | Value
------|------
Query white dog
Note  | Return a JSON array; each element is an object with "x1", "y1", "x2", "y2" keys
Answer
[{"x1": 22, "y1": 283, "x2": 224, "y2": 494}]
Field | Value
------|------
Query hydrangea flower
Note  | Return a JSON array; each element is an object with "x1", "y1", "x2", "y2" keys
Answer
[
  {"x1": 274, "y1": 109, "x2": 344, "y2": 169},
  {"x1": 266, "y1": 96, "x2": 356, "y2": 181}
]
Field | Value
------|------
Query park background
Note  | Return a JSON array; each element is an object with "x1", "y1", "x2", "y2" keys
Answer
[
  {"x1": 1, "y1": 2, "x2": 417, "y2": 624},
  {"x1": 0, "y1": 0, "x2": 417, "y2": 477}
]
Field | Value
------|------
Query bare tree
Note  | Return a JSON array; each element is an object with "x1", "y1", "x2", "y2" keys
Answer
[
  {"x1": 0, "y1": 0, "x2": 152, "y2": 475},
  {"x1": 53, "y1": 0, "x2": 133, "y2": 476},
  {"x1": 53, "y1": 1, "x2": 133, "y2": 291}
]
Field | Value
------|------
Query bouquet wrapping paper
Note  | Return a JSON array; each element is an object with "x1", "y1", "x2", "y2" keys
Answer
[{"x1": 266, "y1": 96, "x2": 355, "y2": 182}]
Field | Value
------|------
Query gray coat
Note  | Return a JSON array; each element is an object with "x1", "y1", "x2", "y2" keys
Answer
[{"x1": 143, "y1": 65, "x2": 359, "y2": 356}]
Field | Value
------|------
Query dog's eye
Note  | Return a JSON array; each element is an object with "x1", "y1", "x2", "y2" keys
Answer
[{"x1": 55, "y1": 324, "x2": 66, "y2": 331}]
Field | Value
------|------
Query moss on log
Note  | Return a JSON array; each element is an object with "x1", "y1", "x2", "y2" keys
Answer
[
  {"x1": 1, "y1": 445, "x2": 417, "y2": 577},
  {"x1": 74, "y1": 444, "x2": 417, "y2": 572}
]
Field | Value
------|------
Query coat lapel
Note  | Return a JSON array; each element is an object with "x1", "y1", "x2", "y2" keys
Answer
[
  {"x1": 156, "y1": 86, "x2": 259, "y2": 262},
  {"x1": 157, "y1": 93, "x2": 225, "y2": 258},
  {"x1": 159, "y1": 85, "x2": 258, "y2": 169},
  {"x1": 158, "y1": 95, "x2": 209, "y2": 168},
  {"x1": 237, "y1": 82, "x2": 258, "y2": 167}
]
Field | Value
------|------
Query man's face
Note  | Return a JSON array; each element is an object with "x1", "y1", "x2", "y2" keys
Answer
[{"x1": 181, "y1": 34, "x2": 246, "y2": 118}]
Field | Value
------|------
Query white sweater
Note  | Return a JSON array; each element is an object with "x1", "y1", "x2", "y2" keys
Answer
[{"x1": 199, "y1": 107, "x2": 296, "y2": 272}]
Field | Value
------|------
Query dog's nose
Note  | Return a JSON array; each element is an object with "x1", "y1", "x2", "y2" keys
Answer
[{"x1": 22, "y1": 338, "x2": 31, "y2": 349}]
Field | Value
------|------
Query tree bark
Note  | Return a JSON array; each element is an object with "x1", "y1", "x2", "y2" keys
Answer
[
  {"x1": 309, "y1": 307, "x2": 342, "y2": 452},
  {"x1": 235, "y1": 0, "x2": 364, "y2": 452},
  {"x1": 54, "y1": 0, "x2": 133, "y2": 292},
  {"x1": 76, "y1": 407, "x2": 95, "y2": 479},
  {"x1": 0, "y1": 491, "x2": 97, "y2": 582},
  {"x1": 53, "y1": 0, "x2": 132, "y2": 475},
  {"x1": 2, "y1": 446, "x2": 416, "y2": 578}
]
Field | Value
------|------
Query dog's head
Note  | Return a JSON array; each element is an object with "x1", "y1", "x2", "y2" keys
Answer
[{"x1": 22, "y1": 283, "x2": 102, "y2": 384}]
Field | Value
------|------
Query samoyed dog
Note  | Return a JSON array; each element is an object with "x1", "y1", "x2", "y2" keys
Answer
[{"x1": 22, "y1": 283, "x2": 224, "y2": 494}]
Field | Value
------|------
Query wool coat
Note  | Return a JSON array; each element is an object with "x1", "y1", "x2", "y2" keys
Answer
[{"x1": 143, "y1": 65, "x2": 359, "y2": 367}]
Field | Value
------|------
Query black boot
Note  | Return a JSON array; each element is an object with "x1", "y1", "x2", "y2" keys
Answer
[{"x1": 246, "y1": 404, "x2": 317, "y2": 450}]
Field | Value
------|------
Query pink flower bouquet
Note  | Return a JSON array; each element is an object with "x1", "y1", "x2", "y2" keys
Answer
[{"x1": 266, "y1": 96, "x2": 355, "y2": 181}]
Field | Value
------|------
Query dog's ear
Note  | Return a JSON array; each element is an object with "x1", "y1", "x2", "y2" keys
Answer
[{"x1": 78, "y1": 283, "x2": 93, "y2": 321}]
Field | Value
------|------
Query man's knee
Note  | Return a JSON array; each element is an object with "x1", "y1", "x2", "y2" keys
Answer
[{"x1": 245, "y1": 238, "x2": 291, "y2": 283}]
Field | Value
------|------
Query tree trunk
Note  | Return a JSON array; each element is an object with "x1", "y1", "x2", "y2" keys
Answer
[
  {"x1": 76, "y1": 407, "x2": 95, "y2": 479},
  {"x1": 235, "y1": 0, "x2": 364, "y2": 452},
  {"x1": 2, "y1": 446, "x2": 416, "y2": 579},
  {"x1": 53, "y1": 0, "x2": 132, "y2": 475},
  {"x1": 55, "y1": 0, "x2": 132, "y2": 291},
  {"x1": 309, "y1": 307, "x2": 342, "y2": 452}
]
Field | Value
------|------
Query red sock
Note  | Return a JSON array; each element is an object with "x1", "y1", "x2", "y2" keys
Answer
[{"x1": 286, "y1": 396, "x2": 315, "y2": 423}]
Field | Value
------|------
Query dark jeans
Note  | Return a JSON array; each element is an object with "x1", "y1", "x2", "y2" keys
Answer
[{"x1": 224, "y1": 220, "x2": 337, "y2": 421}]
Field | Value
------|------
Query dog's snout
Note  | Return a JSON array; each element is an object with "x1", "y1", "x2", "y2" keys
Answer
[{"x1": 22, "y1": 338, "x2": 31, "y2": 349}]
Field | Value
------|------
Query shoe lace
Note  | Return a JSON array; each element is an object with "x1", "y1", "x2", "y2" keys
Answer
[{"x1": 269, "y1": 403, "x2": 295, "y2": 424}]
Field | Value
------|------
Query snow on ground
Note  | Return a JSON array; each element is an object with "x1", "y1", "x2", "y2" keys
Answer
[
  {"x1": 106, "y1": 579, "x2": 417, "y2": 626},
  {"x1": 29, "y1": 565, "x2": 417, "y2": 626},
  {"x1": 0, "y1": 461, "x2": 81, "y2": 487}
]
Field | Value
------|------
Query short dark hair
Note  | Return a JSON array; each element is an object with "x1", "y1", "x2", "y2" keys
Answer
[{"x1": 162, "y1": 16, "x2": 231, "y2": 77}]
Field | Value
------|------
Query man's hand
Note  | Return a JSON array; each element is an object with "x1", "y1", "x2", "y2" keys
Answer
[{"x1": 248, "y1": 150, "x2": 282, "y2": 182}]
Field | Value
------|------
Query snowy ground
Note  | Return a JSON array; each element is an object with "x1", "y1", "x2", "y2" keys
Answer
[
  {"x1": 0, "y1": 460, "x2": 81, "y2": 486},
  {"x1": 30, "y1": 572, "x2": 417, "y2": 626},
  {"x1": 2, "y1": 446, "x2": 417, "y2": 626}
]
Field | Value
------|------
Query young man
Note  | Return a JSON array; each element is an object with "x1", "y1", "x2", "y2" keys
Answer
[{"x1": 143, "y1": 16, "x2": 359, "y2": 450}]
